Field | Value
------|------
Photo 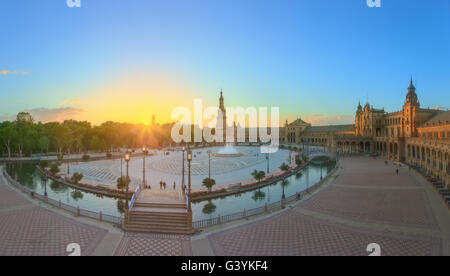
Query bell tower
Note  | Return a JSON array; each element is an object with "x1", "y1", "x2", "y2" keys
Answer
[{"x1": 403, "y1": 78, "x2": 420, "y2": 137}]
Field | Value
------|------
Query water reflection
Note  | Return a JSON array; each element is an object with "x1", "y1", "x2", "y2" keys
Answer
[
  {"x1": 5, "y1": 162, "x2": 123, "y2": 217},
  {"x1": 252, "y1": 189, "x2": 266, "y2": 201},
  {"x1": 192, "y1": 162, "x2": 335, "y2": 221},
  {"x1": 5, "y1": 161, "x2": 335, "y2": 222}
]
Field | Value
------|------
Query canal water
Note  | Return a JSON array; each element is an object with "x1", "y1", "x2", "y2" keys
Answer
[{"x1": 3, "y1": 161, "x2": 334, "y2": 221}]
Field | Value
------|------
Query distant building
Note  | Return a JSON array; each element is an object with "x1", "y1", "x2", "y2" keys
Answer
[{"x1": 280, "y1": 78, "x2": 449, "y2": 187}]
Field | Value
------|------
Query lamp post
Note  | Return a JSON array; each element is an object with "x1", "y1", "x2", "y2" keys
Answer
[
  {"x1": 125, "y1": 153, "x2": 130, "y2": 195},
  {"x1": 187, "y1": 150, "x2": 192, "y2": 211},
  {"x1": 67, "y1": 162, "x2": 70, "y2": 175},
  {"x1": 120, "y1": 158, "x2": 123, "y2": 178},
  {"x1": 181, "y1": 146, "x2": 185, "y2": 192},
  {"x1": 207, "y1": 150, "x2": 211, "y2": 179},
  {"x1": 266, "y1": 153, "x2": 270, "y2": 174},
  {"x1": 320, "y1": 165, "x2": 323, "y2": 180},
  {"x1": 43, "y1": 174, "x2": 48, "y2": 197},
  {"x1": 142, "y1": 146, "x2": 148, "y2": 189}
]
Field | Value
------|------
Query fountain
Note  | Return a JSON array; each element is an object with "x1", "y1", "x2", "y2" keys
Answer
[{"x1": 213, "y1": 143, "x2": 243, "y2": 157}]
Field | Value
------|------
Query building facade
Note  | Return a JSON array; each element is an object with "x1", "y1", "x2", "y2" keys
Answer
[{"x1": 280, "y1": 79, "x2": 450, "y2": 187}]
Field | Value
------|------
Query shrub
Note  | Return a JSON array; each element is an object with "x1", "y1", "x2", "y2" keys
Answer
[
  {"x1": 106, "y1": 152, "x2": 112, "y2": 159},
  {"x1": 49, "y1": 163, "x2": 60, "y2": 175},
  {"x1": 82, "y1": 154, "x2": 90, "y2": 162},
  {"x1": 71, "y1": 172, "x2": 83, "y2": 184},
  {"x1": 117, "y1": 176, "x2": 130, "y2": 191}
]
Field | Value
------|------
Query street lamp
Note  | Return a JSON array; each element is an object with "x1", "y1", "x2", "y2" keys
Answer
[
  {"x1": 265, "y1": 153, "x2": 270, "y2": 174},
  {"x1": 181, "y1": 146, "x2": 185, "y2": 192},
  {"x1": 207, "y1": 150, "x2": 211, "y2": 179},
  {"x1": 125, "y1": 153, "x2": 131, "y2": 196},
  {"x1": 43, "y1": 175, "x2": 48, "y2": 197},
  {"x1": 187, "y1": 150, "x2": 192, "y2": 211},
  {"x1": 142, "y1": 146, "x2": 148, "y2": 189}
]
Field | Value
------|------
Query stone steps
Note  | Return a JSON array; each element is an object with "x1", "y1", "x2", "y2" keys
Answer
[{"x1": 123, "y1": 195, "x2": 193, "y2": 234}]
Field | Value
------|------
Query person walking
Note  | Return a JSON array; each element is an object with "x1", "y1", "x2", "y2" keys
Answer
[
  {"x1": 173, "y1": 181, "x2": 176, "y2": 190},
  {"x1": 396, "y1": 168, "x2": 399, "y2": 175}
]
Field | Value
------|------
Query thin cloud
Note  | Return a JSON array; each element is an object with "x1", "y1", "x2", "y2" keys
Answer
[
  {"x1": 302, "y1": 114, "x2": 354, "y2": 126},
  {"x1": 432, "y1": 105, "x2": 448, "y2": 111},
  {"x1": 59, "y1": 99, "x2": 81, "y2": 106},
  {"x1": 0, "y1": 70, "x2": 28, "y2": 75},
  {"x1": 23, "y1": 107, "x2": 84, "y2": 123}
]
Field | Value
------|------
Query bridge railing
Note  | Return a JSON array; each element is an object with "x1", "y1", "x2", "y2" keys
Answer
[{"x1": 128, "y1": 186, "x2": 140, "y2": 209}]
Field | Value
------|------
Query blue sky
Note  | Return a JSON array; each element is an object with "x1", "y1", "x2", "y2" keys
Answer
[{"x1": 0, "y1": 0, "x2": 449, "y2": 125}]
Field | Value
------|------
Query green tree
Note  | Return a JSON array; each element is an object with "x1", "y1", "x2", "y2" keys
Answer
[
  {"x1": 251, "y1": 170, "x2": 266, "y2": 183},
  {"x1": 0, "y1": 121, "x2": 16, "y2": 157},
  {"x1": 202, "y1": 177, "x2": 216, "y2": 193},
  {"x1": 117, "y1": 176, "x2": 130, "y2": 191},
  {"x1": 279, "y1": 163, "x2": 290, "y2": 172},
  {"x1": 71, "y1": 172, "x2": 83, "y2": 184}
]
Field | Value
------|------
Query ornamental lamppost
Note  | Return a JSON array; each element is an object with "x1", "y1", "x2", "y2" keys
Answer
[
  {"x1": 187, "y1": 150, "x2": 192, "y2": 211},
  {"x1": 207, "y1": 150, "x2": 211, "y2": 179},
  {"x1": 43, "y1": 174, "x2": 48, "y2": 197},
  {"x1": 142, "y1": 146, "x2": 148, "y2": 189},
  {"x1": 181, "y1": 146, "x2": 185, "y2": 192},
  {"x1": 125, "y1": 153, "x2": 131, "y2": 195}
]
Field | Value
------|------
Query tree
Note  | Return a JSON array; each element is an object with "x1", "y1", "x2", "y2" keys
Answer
[
  {"x1": 71, "y1": 172, "x2": 83, "y2": 184},
  {"x1": 295, "y1": 158, "x2": 302, "y2": 166},
  {"x1": 38, "y1": 136, "x2": 50, "y2": 155},
  {"x1": 202, "y1": 177, "x2": 216, "y2": 193},
  {"x1": 117, "y1": 176, "x2": 130, "y2": 191},
  {"x1": 279, "y1": 163, "x2": 290, "y2": 172},
  {"x1": 251, "y1": 170, "x2": 266, "y2": 183},
  {"x1": 0, "y1": 121, "x2": 16, "y2": 157},
  {"x1": 302, "y1": 154, "x2": 308, "y2": 162}
]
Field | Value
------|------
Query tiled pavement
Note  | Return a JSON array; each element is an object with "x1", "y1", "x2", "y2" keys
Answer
[
  {"x1": 2, "y1": 156, "x2": 450, "y2": 256},
  {"x1": 0, "y1": 176, "x2": 108, "y2": 256},
  {"x1": 114, "y1": 233, "x2": 192, "y2": 256},
  {"x1": 207, "y1": 211, "x2": 441, "y2": 256},
  {"x1": 198, "y1": 157, "x2": 450, "y2": 256}
]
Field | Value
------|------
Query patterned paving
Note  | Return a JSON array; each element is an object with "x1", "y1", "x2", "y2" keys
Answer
[
  {"x1": 114, "y1": 233, "x2": 192, "y2": 256},
  {"x1": 200, "y1": 156, "x2": 449, "y2": 256},
  {"x1": 0, "y1": 185, "x2": 32, "y2": 209},
  {"x1": 0, "y1": 207, "x2": 107, "y2": 256},
  {"x1": 0, "y1": 173, "x2": 108, "y2": 256},
  {"x1": 208, "y1": 210, "x2": 441, "y2": 256},
  {"x1": 300, "y1": 185, "x2": 439, "y2": 229}
]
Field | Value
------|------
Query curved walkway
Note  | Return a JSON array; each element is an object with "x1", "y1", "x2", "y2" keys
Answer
[
  {"x1": 191, "y1": 157, "x2": 450, "y2": 256},
  {"x1": 1, "y1": 157, "x2": 449, "y2": 255}
]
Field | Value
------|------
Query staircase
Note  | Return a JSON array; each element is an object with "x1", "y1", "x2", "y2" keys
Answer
[{"x1": 123, "y1": 190, "x2": 194, "y2": 235}]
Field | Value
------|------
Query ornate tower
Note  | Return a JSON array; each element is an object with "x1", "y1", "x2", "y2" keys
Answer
[
  {"x1": 218, "y1": 89, "x2": 227, "y2": 143},
  {"x1": 355, "y1": 101, "x2": 362, "y2": 135},
  {"x1": 403, "y1": 78, "x2": 420, "y2": 137}
]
